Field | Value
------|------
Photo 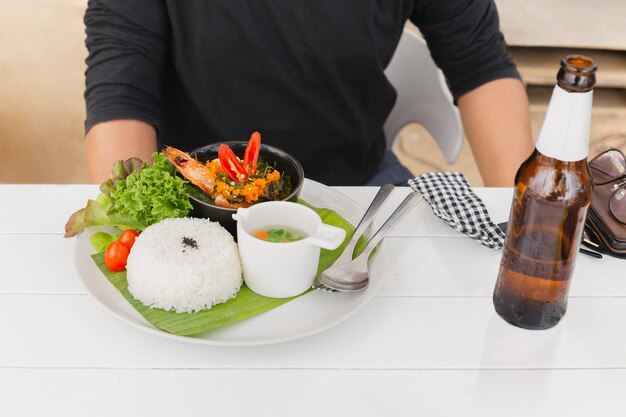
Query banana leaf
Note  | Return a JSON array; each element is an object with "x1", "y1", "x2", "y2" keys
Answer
[{"x1": 91, "y1": 200, "x2": 368, "y2": 337}]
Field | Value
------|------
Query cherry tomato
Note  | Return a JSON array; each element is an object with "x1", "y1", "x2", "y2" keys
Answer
[
  {"x1": 218, "y1": 144, "x2": 248, "y2": 183},
  {"x1": 104, "y1": 241, "x2": 130, "y2": 272},
  {"x1": 118, "y1": 229, "x2": 139, "y2": 249},
  {"x1": 243, "y1": 131, "x2": 261, "y2": 175}
]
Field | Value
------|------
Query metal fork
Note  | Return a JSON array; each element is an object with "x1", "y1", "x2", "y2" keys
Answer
[{"x1": 313, "y1": 183, "x2": 395, "y2": 292}]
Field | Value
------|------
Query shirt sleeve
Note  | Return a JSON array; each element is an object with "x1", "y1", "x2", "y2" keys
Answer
[
  {"x1": 84, "y1": 0, "x2": 170, "y2": 133},
  {"x1": 410, "y1": 0, "x2": 520, "y2": 100}
]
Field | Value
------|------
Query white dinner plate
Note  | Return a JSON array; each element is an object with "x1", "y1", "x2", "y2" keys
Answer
[{"x1": 74, "y1": 179, "x2": 390, "y2": 346}]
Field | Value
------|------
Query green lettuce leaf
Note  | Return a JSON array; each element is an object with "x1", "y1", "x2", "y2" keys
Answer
[
  {"x1": 64, "y1": 152, "x2": 192, "y2": 237},
  {"x1": 89, "y1": 231, "x2": 120, "y2": 253},
  {"x1": 64, "y1": 197, "x2": 145, "y2": 237},
  {"x1": 110, "y1": 165, "x2": 192, "y2": 227},
  {"x1": 151, "y1": 152, "x2": 177, "y2": 176}
]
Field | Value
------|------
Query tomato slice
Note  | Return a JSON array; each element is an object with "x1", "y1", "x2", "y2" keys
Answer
[
  {"x1": 243, "y1": 131, "x2": 261, "y2": 175},
  {"x1": 218, "y1": 144, "x2": 248, "y2": 183}
]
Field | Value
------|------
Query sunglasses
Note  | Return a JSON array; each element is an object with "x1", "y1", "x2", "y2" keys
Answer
[{"x1": 589, "y1": 148, "x2": 626, "y2": 224}]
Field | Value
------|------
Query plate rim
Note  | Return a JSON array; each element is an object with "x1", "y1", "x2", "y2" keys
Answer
[{"x1": 74, "y1": 179, "x2": 385, "y2": 347}]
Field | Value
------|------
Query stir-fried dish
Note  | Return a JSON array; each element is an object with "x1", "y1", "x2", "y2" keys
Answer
[{"x1": 164, "y1": 132, "x2": 292, "y2": 208}]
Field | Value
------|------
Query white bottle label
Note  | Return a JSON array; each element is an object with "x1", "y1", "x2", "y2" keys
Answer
[{"x1": 535, "y1": 86, "x2": 593, "y2": 162}]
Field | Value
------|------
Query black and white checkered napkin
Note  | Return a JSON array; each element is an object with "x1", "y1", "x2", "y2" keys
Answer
[{"x1": 408, "y1": 172, "x2": 505, "y2": 249}]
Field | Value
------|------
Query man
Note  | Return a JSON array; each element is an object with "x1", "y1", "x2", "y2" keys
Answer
[{"x1": 84, "y1": 0, "x2": 532, "y2": 186}]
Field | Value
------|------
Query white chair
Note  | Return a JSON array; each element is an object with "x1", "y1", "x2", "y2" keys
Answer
[{"x1": 384, "y1": 29, "x2": 463, "y2": 164}]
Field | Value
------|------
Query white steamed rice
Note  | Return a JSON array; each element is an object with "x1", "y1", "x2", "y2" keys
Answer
[{"x1": 126, "y1": 217, "x2": 242, "y2": 313}]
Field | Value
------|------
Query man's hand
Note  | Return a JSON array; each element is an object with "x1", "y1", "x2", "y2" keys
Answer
[
  {"x1": 457, "y1": 78, "x2": 533, "y2": 187},
  {"x1": 86, "y1": 120, "x2": 158, "y2": 183}
]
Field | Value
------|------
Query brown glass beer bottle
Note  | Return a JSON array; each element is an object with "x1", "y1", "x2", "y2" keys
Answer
[{"x1": 493, "y1": 56, "x2": 596, "y2": 330}]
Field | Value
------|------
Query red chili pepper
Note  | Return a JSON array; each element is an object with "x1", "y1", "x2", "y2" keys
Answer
[
  {"x1": 243, "y1": 131, "x2": 261, "y2": 175},
  {"x1": 218, "y1": 144, "x2": 248, "y2": 183}
]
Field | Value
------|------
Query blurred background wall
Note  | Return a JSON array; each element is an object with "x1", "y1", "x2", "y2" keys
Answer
[
  {"x1": 1, "y1": 0, "x2": 87, "y2": 183},
  {"x1": 1, "y1": 0, "x2": 625, "y2": 185}
]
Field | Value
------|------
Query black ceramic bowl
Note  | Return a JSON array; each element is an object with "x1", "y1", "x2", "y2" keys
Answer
[{"x1": 185, "y1": 141, "x2": 304, "y2": 236}]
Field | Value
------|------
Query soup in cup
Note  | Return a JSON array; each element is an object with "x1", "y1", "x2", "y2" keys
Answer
[{"x1": 233, "y1": 202, "x2": 346, "y2": 298}]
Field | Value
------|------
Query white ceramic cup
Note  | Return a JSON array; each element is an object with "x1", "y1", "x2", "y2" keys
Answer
[{"x1": 232, "y1": 201, "x2": 346, "y2": 298}]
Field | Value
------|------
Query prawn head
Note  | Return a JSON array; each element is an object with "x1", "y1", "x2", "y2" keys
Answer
[{"x1": 163, "y1": 146, "x2": 215, "y2": 195}]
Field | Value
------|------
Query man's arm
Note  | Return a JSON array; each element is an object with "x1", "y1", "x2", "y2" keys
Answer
[
  {"x1": 457, "y1": 78, "x2": 533, "y2": 187},
  {"x1": 411, "y1": 0, "x2": 532, "y2": 186},
  {"x1": 84, "y1": 0, "x2": 169, "y2": 182},
  {"x1": 86, "y1": 120, "x2": 158, "y2": 183}
]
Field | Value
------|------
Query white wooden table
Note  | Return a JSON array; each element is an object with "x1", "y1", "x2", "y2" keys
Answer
[{"x1": 1, "y1": 184, "x2": 625, "y2": 416}]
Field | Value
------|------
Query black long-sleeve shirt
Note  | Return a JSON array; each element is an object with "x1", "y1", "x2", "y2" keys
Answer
[{"x1": 85, "y1": 0, "x2": 519, "y2": 185}]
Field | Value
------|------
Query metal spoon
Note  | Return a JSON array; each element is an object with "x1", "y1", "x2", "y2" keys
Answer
[{"x1": 319, "y1": 192, "x2": 423, "y2": 292}]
